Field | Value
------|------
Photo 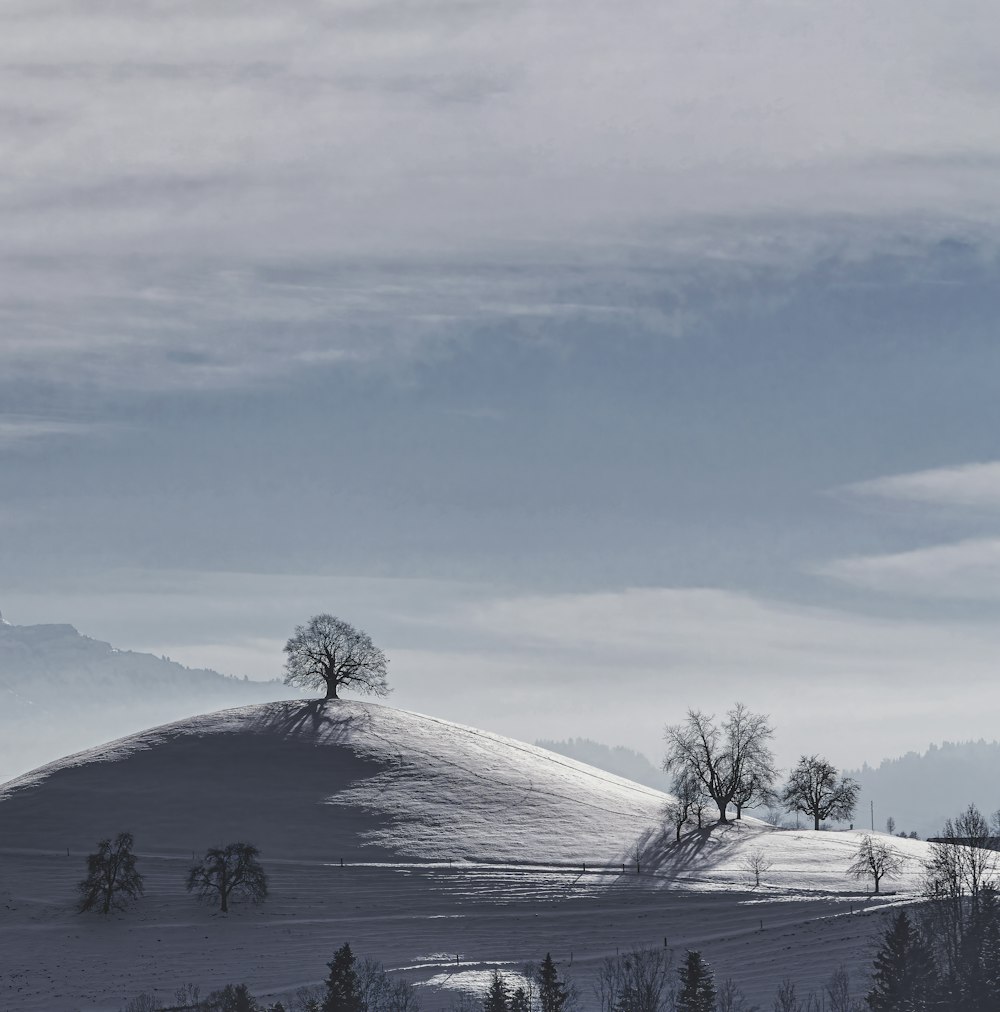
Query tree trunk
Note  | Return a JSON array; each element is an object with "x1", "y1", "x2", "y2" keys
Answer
[
  {"x1": 814, "y1": 814, "x2": 821, "y2": 830},
  {"x1": 325, "y1": 682, "x2": 338, "y2": 699},
  {"x1": 736, "y1": 802, "x2": 743, "y2": 819},
  {"x1": 717, "y1": 803, "x2": 729, "y2": 824}
]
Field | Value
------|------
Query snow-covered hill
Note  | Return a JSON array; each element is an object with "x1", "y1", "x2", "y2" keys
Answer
[
  {"x1": 0, "y1": 701, "x2": 938, "y2": 1011},
  {"x1": 0, "y1": 617, "x2": 293, "y2": 781}
]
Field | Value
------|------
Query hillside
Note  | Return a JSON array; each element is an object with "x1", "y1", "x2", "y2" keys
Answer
[
  {"x1": 0, "y1": 700, "x2": 937, "y2": 1011},
  {"x1": 534, "y1": 737, "x2": 672, "y2": 792},
  {"x1": 0, "y1": 615, "x2": 293, "y2": 781}
]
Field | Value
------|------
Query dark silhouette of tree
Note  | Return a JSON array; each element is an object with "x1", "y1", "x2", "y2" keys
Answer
[
  {"x1": 187, "y1": 842, "x2": 268, "y2": 913},
  {"x1": 77, "y1": 831, "x2": 144, "y2": 915},
  {"x1": 595, "y1": 948, "x2": 670, "y2": 1012},
  {"x1": 483, "y1": 970, "x2": 511, "y2": 1012},
  {"x1": 732, "y1": 764, "x2": 775, "y2": 821},
  {"x1": 509, "y1": 987, "x2": 530, "y2": 1012},
  {"x1": 537, "y1": 953, "x2": 569, "y2": 1012},
  {"x1": 781, "y1": 755, "x2": 860, "y2": 831},
  {"x1": 284, "y1": 614, "x2": 390, "y2": 700},
  {"x1": 202, "y1": 983, "x2": 262, "y2": 1012},
  {"x1": 323, "y1": 943, "x2": 364, "y2": 1012},
  {"x1": 676, "y1": 950, "x2": 717, "y2": 1012},
  {"x1": 866, "y1": 910, "x2": 939, "y2": 1010},
  {"x1": 663, "y1": 703, "x2": 775, "y2": 824},
  {"x1": 663, "y1": 774, "x2": 703, "y2": 842},
  {"x1": 848, "y1": 835, "x2": 904, "y2": 895}
]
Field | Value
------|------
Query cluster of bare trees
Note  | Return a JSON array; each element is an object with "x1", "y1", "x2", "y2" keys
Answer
[
  {"x1": 78, "y1": 835, "x2": 267, "y2": 916},
  {"x1": 661, "y1": 704, "x2": 860, "y2": 836}
]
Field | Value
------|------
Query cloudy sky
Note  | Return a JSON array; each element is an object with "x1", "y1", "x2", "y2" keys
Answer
[{"x1": 4, "y1": 0, "x2": 1000, "y2": 769}]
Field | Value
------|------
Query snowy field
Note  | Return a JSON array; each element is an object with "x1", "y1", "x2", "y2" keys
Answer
[{"x1": 0, "y1": 701, "x2": 935, "y2": 1010}]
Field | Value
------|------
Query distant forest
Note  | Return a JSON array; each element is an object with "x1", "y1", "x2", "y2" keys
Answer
[{"x1": 535, "y1": 737, "x2": 672, "y2": 792}]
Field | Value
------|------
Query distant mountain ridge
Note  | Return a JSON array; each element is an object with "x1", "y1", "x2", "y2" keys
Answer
[
  {"x1": 846, "y1": 740, "x2": 1000, "y2": 840},
  {"x1": 0, "y1": 614, "x2": 295, "y2": 782}
]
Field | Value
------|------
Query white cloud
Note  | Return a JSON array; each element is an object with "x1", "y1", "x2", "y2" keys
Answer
[
  {"x1": 819, "y1": 537, "x2": 1000, "y2": 600},
  {"x1": 841, "y1": 461, "x2": 1000, "y2": 509},
  {"x1": 0, "y1": 415, "x2": 100, "y2": 447},
  {"x1": 2, "y1": 1, "x2": 1000, "y2": 389}
]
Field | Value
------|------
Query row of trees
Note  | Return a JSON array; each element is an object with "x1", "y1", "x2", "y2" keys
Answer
[
  {"x1": 662, "y1": 704, "x2": 860, "y2": 831},
  {"x1": 79, "y1": 834, "x2": 267, "y2": 915}
]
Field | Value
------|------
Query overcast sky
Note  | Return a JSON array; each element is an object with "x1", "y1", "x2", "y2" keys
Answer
[{"x1": 4, "y1": 0, "x2": 1000, "y2": 769}]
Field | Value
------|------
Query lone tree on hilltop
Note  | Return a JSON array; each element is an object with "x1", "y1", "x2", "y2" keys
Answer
[
  {"x1": 284, "y1": 614, "x2": 390, "y2": 700},
  {"x1": 848, "y1": 835, "x2": 905, "y2": 895},
  {"x1": 781, "y1": 755, "x2": 860, "y2": 831},
  {"x1": 78, "y1": 831, "x2": 144, "y2": 915},
  {"x1": 187, "y1": 842, "x2": 268, "y2": 913},
  {"x1": 663, "y1": 703, "x2": 776, "y2": 824}
]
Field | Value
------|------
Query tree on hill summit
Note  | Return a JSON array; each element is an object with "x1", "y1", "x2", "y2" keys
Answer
[
  {"x1": 284, "y1": 614, "x2": 390, "y2": 700},
  {"x1": 77, "y1": 830, "x2": 144, "y2": 915},
  {"x1": 781, "y1": 755, "x2": 860, "y2": 830}
]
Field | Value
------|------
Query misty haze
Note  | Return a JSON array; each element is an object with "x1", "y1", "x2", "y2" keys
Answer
[{"x1": 3, "y1": 2, "x2": 1000, "y2": 1010}]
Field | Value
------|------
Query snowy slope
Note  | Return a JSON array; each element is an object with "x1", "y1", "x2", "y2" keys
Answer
[{"x1": 0, "y1": 701, "x2": 944, "y2": 1011}]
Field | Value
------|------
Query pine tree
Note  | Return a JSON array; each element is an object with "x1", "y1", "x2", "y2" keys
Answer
[
  {"x1": 483, "y1": 970, "x2": 511, "y2": 1012},
  {"x1": 537, "y1": 953, "x2": 568, "y2": 1012},
  {"x1": 866, "y1": 911, "x2": 939, "y2": 1010},
  {"x1": 323, "y1": 943, "x2": 364, "y2": 1012},
  {"x1": 77, "y1": 831, "x2": 144, "y2": 915},
  {"x1": 676, "y1": 950, "x2": 717, "y2": 1012}
]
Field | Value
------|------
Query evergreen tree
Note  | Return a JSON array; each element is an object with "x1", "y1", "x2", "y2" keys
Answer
[
  {"x1": 323, "y1": 943, "x2": 364, "y2": 1012},
  {"x1": 866, "y1": 911, "x2": 939, "y2": 1010},
  {"x1": 537, "y1": 953, "x2": 568, "y2": 1012},
  {"x1": 483, "y1": 970, "x2": 511, "y2": 1012},
  {"x1": 77, "y1": 831, "x2": 144, "y2": 915},
  {"x1": 676, "y1": 950, "x2": 717, "y2": 1012}
]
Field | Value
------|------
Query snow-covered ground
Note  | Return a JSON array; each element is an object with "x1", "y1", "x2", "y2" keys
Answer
[{"x1": 0, "y1": 701, "x2": 939, "y2": 1010}]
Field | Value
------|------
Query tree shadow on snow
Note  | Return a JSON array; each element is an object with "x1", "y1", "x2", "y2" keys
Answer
[
  {"x1": 632, "y1": 820, "x2": 755, "y2": 881},
  {"x1": 249, "y1": 698, "x2": 372, "y2": 745}
]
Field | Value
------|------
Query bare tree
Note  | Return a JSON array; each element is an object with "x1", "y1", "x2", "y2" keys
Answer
[
  {"x1": 781, "y1": 755, "x2": 860, "y2": 831},
  {"x1": 923, "y1": 802, "x2": 999, "y2": 976},
  {"x1": 595, "y1": 948, "x2": 671, "y2": 1012},
  {"x1": 886, "y1": 816, "x2": 896, "y2": 836},
  {"x1": 717, "y1": 978, "x2": 754, "y2": 1012},
  {"x1": 662, "y1": 703, "x2": 775, "y2": 824},
  {"x1": 741, "y1": 846, "x2": 772, "y2": 888},
  {"x1": 663, "y1": 773, "x2": 703, "y2": 842},
  {"x1": 187, "y1": 842, "x2": 268, "y2": 913},
  {"x1": 283, "y1": 614, "x2": 390, "y2": 700},
  {"x1": 847, "y1": 835, "x2": 904, "y2": 895},
  {"x1": 824, "y1": 966, "x2": 853, "y2": 1012},
  {"x1": 77, "y1": 831, "x2": 144, "y2": 915},
  {"x1": 732, "y1": 764, "x2": 776, "y2": 821}
]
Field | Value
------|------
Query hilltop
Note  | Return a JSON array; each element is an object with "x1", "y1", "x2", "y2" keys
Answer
[{"x1": 0, "y1": 700, "x2": 935, "y2": 1010}]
